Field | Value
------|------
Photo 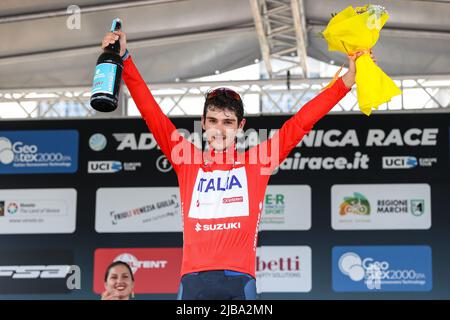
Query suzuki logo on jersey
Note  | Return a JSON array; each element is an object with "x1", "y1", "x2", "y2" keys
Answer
[
  {"x1": 189, "y1": 167, "x2": 250, "y2": 219},
  {"x1": 197, "y1": 175, "x2": 242, "y2": 193},
  {"x1": 195, "y1": 222, "x2": 241, "y2": 232}
]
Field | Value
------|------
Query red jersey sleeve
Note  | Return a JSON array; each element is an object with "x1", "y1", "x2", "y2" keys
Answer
[
  {"x1": 122, "y1": 56, "x2": 195, "y2": 172},
  {"x1": 248, "y1": 77, "x2": 351, "y2": 174}
]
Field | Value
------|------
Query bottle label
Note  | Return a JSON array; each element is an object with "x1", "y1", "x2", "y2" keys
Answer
[
  {"x1": 91, "y1": 63, "x2": 117, "y2": 95},
  {"x1": 110, "y1": 18, "x2": 121, "y2": 32}
]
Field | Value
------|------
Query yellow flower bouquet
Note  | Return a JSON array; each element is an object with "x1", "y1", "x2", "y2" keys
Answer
[{"x1": 321, "y1": 4, "x2": 401, "y2": 115}]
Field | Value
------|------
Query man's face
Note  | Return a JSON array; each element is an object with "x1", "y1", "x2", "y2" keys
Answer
[{"x1": 202, "y1": 107, "x2": 245, "y2": 151}]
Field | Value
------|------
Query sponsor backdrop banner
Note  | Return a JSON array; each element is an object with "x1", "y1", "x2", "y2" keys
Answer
[
  {"x1": 0, "y1": 113, "x2": 448, "y2": 299},
  {"x1": 332, "y1": 246, "x2": 432, "y2": 292},
  {"x1": 256, "y1": 246, "x2": 312, "y2": 293},
  {"x1": 0, "y1": 188, "x2": 77, "y2": 234},
  {"x1": 0, "y1": 250, "x2": 74, "y2": 294},
  {"x1": 93, "y1": 248, "x2": 183, "y2": 294},
  {"x1": 0, "y1": 130, "x2": 78, "y2": 174},
  {"x1": 95, "y1": 187, "x2": 182, "y2": 233},
  {"x1": 331, "y1": 184, "x2": 431, "y2": 230}
]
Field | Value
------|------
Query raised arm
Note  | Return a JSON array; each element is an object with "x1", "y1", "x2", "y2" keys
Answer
[
  {"x1": 103, "y1": 31, "x2": 194, "y2": 171},
  {"x1": 248, "y1": 76, "x2": 351, "y2": 174},
  {"x1": 251, "y1": 52, "x2": 373, "y2": 173}
]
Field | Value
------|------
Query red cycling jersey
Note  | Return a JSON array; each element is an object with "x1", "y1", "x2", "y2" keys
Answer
[{"x1": 123, "y1": 56, "x2": 350, "y2": 278}]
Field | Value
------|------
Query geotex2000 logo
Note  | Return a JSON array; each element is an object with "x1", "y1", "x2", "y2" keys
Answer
[
  {"x1": 332, "y1": 246, "x2": 432, "y2": 292},
  {"x1": 0, "y1": 131, "x2": 78, "y2": 174}
]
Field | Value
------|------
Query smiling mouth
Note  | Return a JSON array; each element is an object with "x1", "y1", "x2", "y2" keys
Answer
[{"x1": 115, "y1": 286, "x2": 127, "y2": 291}]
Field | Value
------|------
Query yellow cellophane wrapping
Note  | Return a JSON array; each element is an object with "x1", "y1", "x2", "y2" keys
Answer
[{"x1": 322, "y1": 5, "x2": 401, "y2": 115}]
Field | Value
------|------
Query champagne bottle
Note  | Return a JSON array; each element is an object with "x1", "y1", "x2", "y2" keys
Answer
[{"x1": 90, "y1": 18, "x2": 123, "y2": 112}]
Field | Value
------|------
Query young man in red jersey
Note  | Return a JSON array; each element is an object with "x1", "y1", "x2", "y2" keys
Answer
[{"x1": 102, "y1": 30, "x2": 373, "y2": 300}]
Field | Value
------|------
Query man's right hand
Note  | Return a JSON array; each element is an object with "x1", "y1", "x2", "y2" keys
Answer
[{"x1": 102, "y1": 31, "x2": 127, "y2": 57}]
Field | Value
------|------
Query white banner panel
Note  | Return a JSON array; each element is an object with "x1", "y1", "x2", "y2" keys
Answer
[
  {"x1": 332, "y1": 184, "x2": 431, "y2": 230},
  {"x1": 260, "y1": 185, "x2": 311, "y2": 231},
  {"x1": 95, "y1": 187, "x2": 182, "y2": 233},
  {"x1": 0, "y1": 188, "x2": 77, "y2": 234},
  {"x1": 256, "y1": 246, "x2": 312, "y2": 293}
]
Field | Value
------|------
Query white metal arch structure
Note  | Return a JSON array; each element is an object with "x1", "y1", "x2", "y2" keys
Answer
[
  {"x1": 0, "y1": 0, "x2": 449, "y2": 119},
  {"x1": 249, "y1": 0, "x2": 308, "y2": 78},
  {"x1": 1, "y1": 74, "x2": 448, "y2": 119}
]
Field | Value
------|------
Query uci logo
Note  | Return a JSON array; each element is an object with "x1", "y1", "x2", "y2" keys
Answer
[
  {"x1": 382, "y1": 156, "x2": 417, "y2": 169},
  {"x1": 88, "y1": 161, "x2": 122, "y2": 173}
]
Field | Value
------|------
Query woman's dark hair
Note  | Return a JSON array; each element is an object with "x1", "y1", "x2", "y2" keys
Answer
[
  {"x1": 203, "y1": 88, "x2": 244, "y2": 124},
  {"x1": 104, "y1": 261, "x2": 135, "y2": 282}
]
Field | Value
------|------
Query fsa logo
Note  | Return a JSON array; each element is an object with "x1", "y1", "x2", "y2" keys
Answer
[
  {"x1": 0, "y1": 265, "x2": 72, "y2": 279},
  {"x1": 195, "y1": 222, "x2": 241, "y2": 232}
]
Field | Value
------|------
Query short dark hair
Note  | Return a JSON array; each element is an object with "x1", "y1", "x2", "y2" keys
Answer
[
  {"x1": 104, "y1": 261, "x2": 135, "y2": 282},
  {"x1": 203, "y1": 88, "x2": 244, "y2": 124}
]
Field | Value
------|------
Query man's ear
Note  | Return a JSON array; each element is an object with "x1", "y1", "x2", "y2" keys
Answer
[{"x1": 238, "y1": 118, "x2": 246, "y2": 130}]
